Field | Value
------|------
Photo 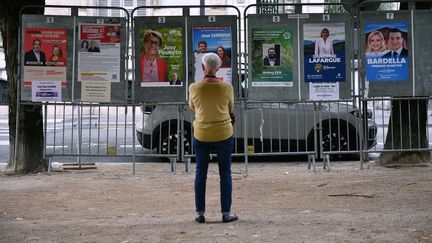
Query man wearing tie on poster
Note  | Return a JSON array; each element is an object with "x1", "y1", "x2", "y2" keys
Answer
[
  {"x1": 382, "y1": 28, "x2": 408, "y2": 58},
  {"x1": 24, "y1": 39, "x2": 46, "y2": 66}
]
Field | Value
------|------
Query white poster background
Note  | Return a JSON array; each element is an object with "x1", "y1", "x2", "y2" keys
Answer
[
  {"x1": 78, "y1": 43, "x2": 120, "y2": 82},
  {"x1": 309, "y1": 82, "x2": 339, "y2": 100},
  {"x1": 194, "y1": 54, "x2": 231, "y2": 83},
  {"x1": 31, "y1": 81, "x2": 62, "y2": 102},
  {"x1": 78, "y1": 23, "x2": 121, "y2": 82}
]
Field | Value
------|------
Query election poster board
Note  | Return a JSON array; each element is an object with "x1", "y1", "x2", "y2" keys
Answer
[
  {"x1": 364, "y1": 22, "x2": 409, "y2": 82},
  {"x1": 187, "y1": 16, "x2": 239, "y2": 100},
  {"x1": 134, "y1": 16, "x2": 186, "y2": 103},
  {"x1": 78, "y1": 23, "x2": 122, "y2": 103},
  {"x1": 298, "y1": 14, "x2": 353, "y2": 101},
  {"x1": 359, "y1": 11, "x2": 413, "y2": 97},
  {"x1": 74, "y1": 17, "x2": 127, "y2": 104},
  {"x1": 413, "y1": 10, "x2": 432, "y2": 96},
  {"x1": 23, "y1": 27, "x2": 67, "y2": 102},
  {"x1": 246, "y1": 15, "x2": 299, "y2": 101},
  {"x1": 251, "y1": 27, "x2": 294, "y2": 87},
  {"x1": 303, "y1": 22, "x2": 347, "y2": 100},
  {"x1": 137, "y1": 27, "x2": 183, "y2": 87},
  {"x1": 192, "y1": 26, "x2": 233, "y2": 83}
]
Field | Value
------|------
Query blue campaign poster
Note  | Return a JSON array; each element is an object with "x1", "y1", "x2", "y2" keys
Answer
[
  {"x1": 192, "y1": 26, "x2": 232, "y2": 83},
  {"x1": 303, "y1": 23, "x2": 346, "y2": 82},
  {"x1": 364, "y1": 22, "x2": 409, "y2": 82}
]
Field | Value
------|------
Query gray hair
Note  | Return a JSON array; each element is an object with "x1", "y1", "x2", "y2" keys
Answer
[{"x1": 202, "y1": 53, "x2": 221, "y2": 73}]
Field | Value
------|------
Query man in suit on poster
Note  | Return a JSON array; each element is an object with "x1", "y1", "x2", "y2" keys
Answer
[
  {"x1": 382, "y1": 28, "x2": 408, "y2": 58},
  {"x1": 263, "y1": 47, "x2": 280, "y2": 67},
  {"x1": 24, "y1": 39, "x2": 46, "y2": 66}
]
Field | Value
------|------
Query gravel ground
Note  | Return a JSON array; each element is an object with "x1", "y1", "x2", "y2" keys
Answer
[{"x1": 1, "y1": 161, "x2": 431, "y2": 242}]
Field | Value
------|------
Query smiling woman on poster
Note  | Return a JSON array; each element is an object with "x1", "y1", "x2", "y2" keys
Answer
[
  {"x1": 216, "y1": 46, "x2": 231, "y2": 68},
  {"x1": 140, "y1": 30, "x2": 168, "y2": 83},
  {"x1": 365, "y1": 31, "x2": 389, "y2": 58},
  {"x1": 48, "y1": 45, "x2": 66, "y2": 66},
  {"x1": 314, "y1": 28, "x2": 334, "y2": 57}
]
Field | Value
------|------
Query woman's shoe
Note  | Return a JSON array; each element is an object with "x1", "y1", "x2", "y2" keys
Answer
[
  {"x1": 222, "y1": 214, "x2": 238, "y2": 223},
  {"x1": 195, "y1": 215, "x2": 205, "y2": 223}
]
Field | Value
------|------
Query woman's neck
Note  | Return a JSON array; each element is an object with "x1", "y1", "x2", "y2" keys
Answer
[{"x1": 203, "y1": 73, "x2": 220, "y2": 82}]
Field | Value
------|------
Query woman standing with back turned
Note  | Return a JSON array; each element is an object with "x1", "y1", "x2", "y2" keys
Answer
[{"x1": 188, "y1": 53, "x2": 238, "y2": 223}]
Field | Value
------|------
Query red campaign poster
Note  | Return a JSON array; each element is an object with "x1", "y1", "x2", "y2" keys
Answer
[
  {"x1": 23, "y1": 28, "x2": 67, "y2": 88},
  {"x1": 24, "y1": 28, "x2": 67, "y2": 67},
  {"x1": 79, "y1": 24, "x2": 122, "y2": 44}
]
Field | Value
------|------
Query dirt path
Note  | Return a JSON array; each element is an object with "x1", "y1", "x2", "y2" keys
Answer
[{"x1": 1, "y1": 161, "x2": 431, "y2": 242}]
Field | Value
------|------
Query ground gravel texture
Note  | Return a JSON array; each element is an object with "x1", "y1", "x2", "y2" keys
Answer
[{"x1": 1, "y1": 161, "x2": 431, "y2": 242}]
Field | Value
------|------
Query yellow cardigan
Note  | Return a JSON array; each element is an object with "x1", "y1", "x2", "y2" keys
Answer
[{"x1": 188, "y1": 81, "x2": 234, "y2": 142}]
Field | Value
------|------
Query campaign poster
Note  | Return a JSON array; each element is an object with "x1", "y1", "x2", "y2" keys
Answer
[
  {"x1": 78, "y1": 23, "x2": 122, "y2": 84},
  {"x1": 192, "y1": 26, "x2": 232, "y2": 83},
  {"x1": 303, "y1": 23, "x2": 345, "y2": 82},
  {"x1": 138, "y1": 27, "x2": 183, "y2": 87},
  {"x1": 23, "y1": 28, "x2": 67, "y2": 92},
  {"x1": 364, "y1": 22, "x2": 409, "y2": 82},
  {"x1": 251, "y1": 27, "x2": 294, "y2": 87}
]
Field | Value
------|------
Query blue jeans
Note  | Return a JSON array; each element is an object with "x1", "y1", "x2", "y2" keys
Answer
[{"x1": 193, "y1": 136, "x2": 234, "y2": 214}]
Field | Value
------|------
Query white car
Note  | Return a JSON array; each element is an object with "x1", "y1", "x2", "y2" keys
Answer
[{"x1": 135, "y1": 102, "x2": 377, "y2": 159}]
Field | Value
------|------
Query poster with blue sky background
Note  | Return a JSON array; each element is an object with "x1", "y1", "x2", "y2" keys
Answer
[
  {"x1": 192, "y1": 26, "x2": 232, "y2": 83},
  {"x1": 364, "y1": 22, "x2": 408, "y2": 82},
  {"x1": 303, "y1": 23, "x2": 345, "y2": 83}
]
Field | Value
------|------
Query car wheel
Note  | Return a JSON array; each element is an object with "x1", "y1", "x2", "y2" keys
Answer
[
  {"x1": 319, "y1": 121, "x2": 358, "y2": 160},
  {"x1": 321, "y1": 121, "x2": 360, "y2": 160},
  {"x1": 321, "y1": 128, "x2": 349, "y2": 152},
  {"x1": 159, "y1": 125, "x2": 192, "y2": 156}
]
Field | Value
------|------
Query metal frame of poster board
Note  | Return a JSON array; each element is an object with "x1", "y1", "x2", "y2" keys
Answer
[
  {"x1": 131, "y1": 5, "x2": 241, "y2": 104},
  {"x1": 244, "y1": 13, "x2": 299, "y2": 101},
  {"x1": 74, "y1": 16, "x2": 129, "y2": 104},
  {"x1": 299, "y1": 13, "x2": 354, "y2": 101},
  {"x1": 358, "y1": 10, "x2": 413, "y2": 97},
  {"x1": 186, "y1": 15, "x2": 240, "y2": 99},
  {"x1": 132, "y1": 15, "x2": 187, "y2": 103},
  {"x1": 19, "y1": 6, "x2": 129, "y2": 104},
  {"x1": 413, "y1": 9, "x2": 432, "y2": 96},
  {"x1": 244, "y1": 2, "x2": 354, "y2": 102},
  {"x1": 16, "y1": 5, "x2": 129, "y2": 173},
  {"x1": 20, "y1": 15, "x2": 74, "y2": 103}
]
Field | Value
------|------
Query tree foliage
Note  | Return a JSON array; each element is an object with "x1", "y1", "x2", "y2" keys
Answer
[{"x1": 0, "y1": 0, "x2": 46, "y2": 173}]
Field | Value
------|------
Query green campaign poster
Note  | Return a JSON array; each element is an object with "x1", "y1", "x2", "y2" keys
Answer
[
  {"x1": 251, "y1": 27, "x2": 294, "y2": 87},
  {"x1": 138, "y1": 27, "x2": 183, "y2": 87}
]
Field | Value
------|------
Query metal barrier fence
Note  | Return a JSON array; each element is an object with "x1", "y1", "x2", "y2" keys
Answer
[
  {"x1": 361, "y1": 96, "x2": 432, "y2": 154},
  {"x1": 39, "y1": 96, "x2": 432, "y2": 172},
  {"x1": 134, "y1": 99, "x2": 379, "y2": 172},
  {"x1": 43, "y1": 103, "x2": 136, "y2": 158}
]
